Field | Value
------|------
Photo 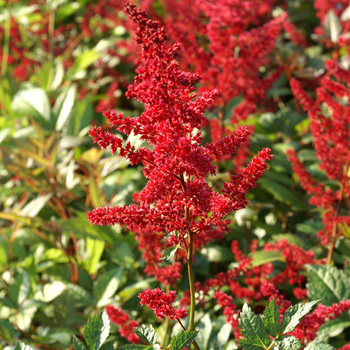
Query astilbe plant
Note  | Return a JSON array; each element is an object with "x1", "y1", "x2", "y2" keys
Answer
[
  {"x1": 160, "y1": 0, "x2": 304, "y2": 171},
  {"x1": 289, "y1": 59, "x2": 350, "y2": 264},
  {"x1": 87, "y1": 3, "x2": 273, "y2": 348}
]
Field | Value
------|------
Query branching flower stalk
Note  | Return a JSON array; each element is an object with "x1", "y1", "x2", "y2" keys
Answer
[{"x1": 88, "y1": 3, "x2": 273, "y2": 347}]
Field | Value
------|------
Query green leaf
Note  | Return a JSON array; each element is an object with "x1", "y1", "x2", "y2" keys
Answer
[
  {"x1": 84, "y1": 310, "x2": 110, "y2": 350},
  {"x1": 94, "y1": 267, "x2": 123, "y2": 307},
  {"x1": 250, "y1": 251, "x2": 285, "y2": 267},
  {"x1": 134, "y1": 324, "x2": 157, "y2": 345},
  {"x1": 72, "y1": 50, "x2": 101, "y2": 73},
  {"x1": 196, "y1": 313, "x2": 212, "y2": 350},
  {"x1": 258, "y1": 178, "x2": 305, "y2": 209},
  {"x1": 15, "y1": 341, "x2": 35, "y2": 350},
  {"x1": 160, "y1": 246, "x2": 178, "y2": 260},
  {"x1": 18, "y1": 193, "x2": 52, "y2": 217},
  {"x1": 239, "y1": 303, "x2": 270, "y2": 348},
  {"x1": 67, "y1": 284, "x2": 94, "y2": 307},
  {"x1": 53, "y1": 84, "x2": 77, "y2": 132},
  {"x1": 307, "y1": 265, "x2": 350, "y2": 305},
  {"x1": 9, "y1": 271, "x2": 31, "y2": 306},
  {"x1": 273, "y1": 335, "x2": 302, "y2": 350},
  {"x1": 12, "y1": 86, "x2": 51, "y2": 123},
  {"x1": 305, "y1": 344, "x2": 335, "y2": 350},
  {"x1": 0, "y1": 319, "x2": 19, "y2": 340},
  {"x1": 85, "y1": 238, "x2": 105, "y2": 275},
  {"x1": 73, "y1": 335, "x2": 87, "y2": 350},
  {"x1": 280, "y1": 300, "x2": 320, "y2": 334},
  {"x1": 118, "y1": 346, "x2": 149, "y2": 350},
  {"x1": 170, "y1": 330, "x2": 199, "y2": 350},
  {"x1": 35, "y1": 281, "x2": 66, "y2": 302},
  {"x1": 237, "y1": 339, "x2": 266, "y2": 350},
  {"x1": 263, "y1": 298, "x2": 280, "y2": 337}
]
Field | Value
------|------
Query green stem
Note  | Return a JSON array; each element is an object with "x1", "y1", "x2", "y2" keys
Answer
[
  {"x1": 187, "y1": 229, "x2": 200, "y2": 350},
  {"x1": 187, "y1": 229, "x2": 196, "y2": 331},
  {"x1": 1, "y1": 3, "x2": 10, "y2": 77},
  {"x1": 48, "y1": 7, "x2": 55, "y2": 64}
]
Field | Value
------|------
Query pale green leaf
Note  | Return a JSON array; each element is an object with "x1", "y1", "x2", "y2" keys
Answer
[
  {"x1": 273, "y1": 335, "x2": 302, "y2": 350},
  {"x1": 85, "y1": 238, "x2": 105, "y2": 275},
  {"x1": 18, "y1": 194, "x2": 52, "y2": 218},
  {"x1": 15, "y1": 341, "x2": 35, "y2": 350},
  {"x1": 12, "y1": 87, "x2": 51, "y2": 122},
  {"x1": 94, "y1": 267, "x2": 123, "y2": 307},
  {"x1": 54, "y1": 84, "x2": 77, "y2": 132},
  {"x1": 160, "y1": 246, "x2": 178, "y2": 260},
  {"x1": 305, "y1": 344, "x2": 335, "y2": 350},
  {"x1": 134, "y1": 324, "x2": 157, "y2": 345},
  {"x1": 250, "y1": 251, "x2": 285, "y2": 268}
]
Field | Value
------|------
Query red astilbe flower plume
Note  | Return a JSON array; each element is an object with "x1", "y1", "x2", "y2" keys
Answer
[
  {"x1": 291, "y1": 300, "x2": 350, "y2": 344},
  {"x1": 139, "y1": 288, "x2": 188, "y2": 320},
  {"x1": 105, "y1": 305, "x2": 140, "y2": 343},
  {"x1": 289, "y1": 62, "x2": 350, "y2": 250},
  {"x1": 88, "y1": 3, "x2": 273, "y2": 255}
]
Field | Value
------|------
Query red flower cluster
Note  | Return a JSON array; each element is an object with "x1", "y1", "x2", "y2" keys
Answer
[
  {"x1": 289, "y1": 62, "x2": 350, "y2": 250},
  {"x1": 214, "y1": 290, "x2": 240, "y2": 339},
  {"x1": 292, "y1": 300, "x2": 350, "y2": 344},
  {"x1": 88, "y1": 3, "x2": 273, "y2": 265},
  {"x1": 138, "y1": 288, "x2": 188, "y2": 320},
  {"x1": 105, "y1": 305, "x2": 140, "y2": 343}
]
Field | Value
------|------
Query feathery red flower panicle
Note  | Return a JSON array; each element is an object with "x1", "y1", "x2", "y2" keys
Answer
[
  {"x1": 138, "y1": 288, "x2": 188, "y2": 320},
  {"x1": 289, "y1": 63, "x2": 350, "y2": 246},
  {"x1": 88, "y1": 3, "x2": 273, "y2": 314},
  {"x1": 105, "y1": 305, "x2": 140, "y2": 344},
  {"x1": 87, "y1": 2, "x2": 272, "y2": 244}
]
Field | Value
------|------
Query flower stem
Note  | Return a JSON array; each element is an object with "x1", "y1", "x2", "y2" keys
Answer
[
  {"x1": 187, "y1": 229, "x2": 200, "y2": 350},
  {"x1": 187, "y1": 229, "x2": 195, "y2": 331}
]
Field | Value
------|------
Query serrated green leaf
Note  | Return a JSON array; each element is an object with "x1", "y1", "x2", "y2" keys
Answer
[
  {"x1": 263, "y1": 298, "x2": 280, "y2": 337},
  {"x1": 160, "y1": 246, "x2": 178, "y2": 260},
  {"x1": 280, "y1": 300, "x2": 320, "y2": 334},
  {"x1": 239, "y1": 303, "x2": 270, "y2": 348},
  {"x1": 237, "y1": 339, "x2": 266, "y2": 350},
  {"x1": 305, "y1": 344, "x2": 335, "y2": 350},
  {"x1": 73, "y1": 335, "x2": 87, "y2": 350},
  {"x1": 273, "y1": 335, "x2": 302, "y2": 350},
  {"x1": 170, "y1": 330, "x2": 199, "y2": 350},
  {"x1": 307, "y1": 265, "x2": 350, "y2": 305},
  {"x1": 84, "y1": 310, "x2": 110, "y2": 350},
  {"x1": 118, "y1": 345, "x2": 148, "y2": 350},
  {"x1": 134, "y1": 324, "x2": 157, "y2": 345},
  {"x1": 15, "y1": 341, "x2": 35, "y2": 350}
]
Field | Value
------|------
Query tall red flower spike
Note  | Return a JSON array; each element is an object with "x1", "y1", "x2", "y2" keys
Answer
[
  {"x1": 87, "y1": 4, "x2": 273, "y2": 317},
  {"x1": 88, "y1": 2, "x2": 272, "y2": 249},
  {"x1": 289, "y1": 61, "x2": 350, "y2": 258}
]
